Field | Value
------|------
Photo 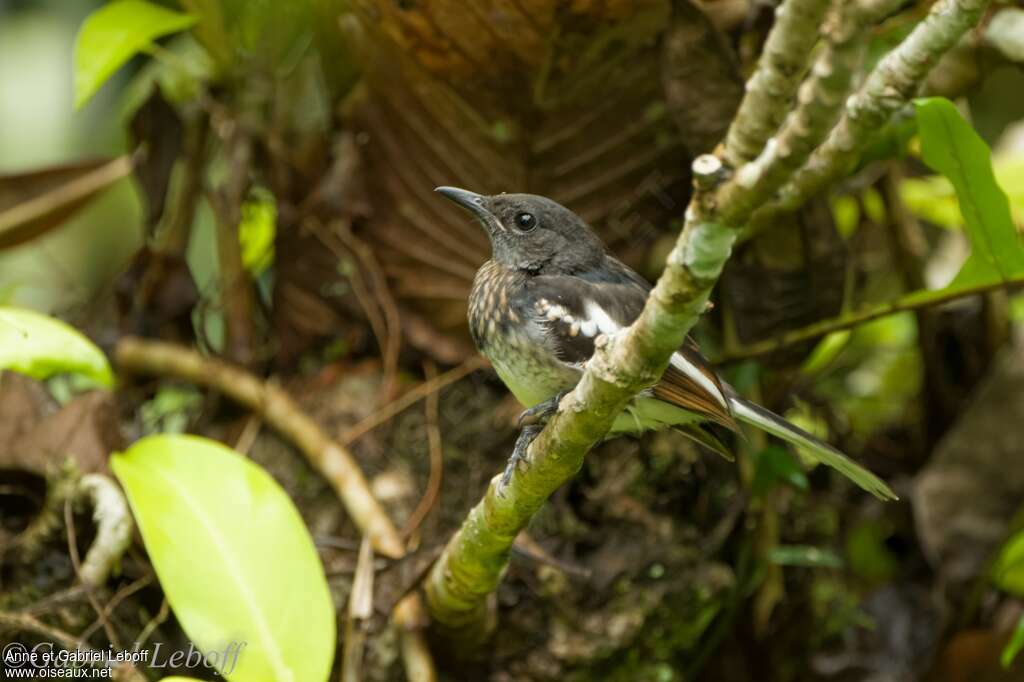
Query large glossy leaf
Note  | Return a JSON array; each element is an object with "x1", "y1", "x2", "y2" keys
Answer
[
  {"x1": 0, "y1": 157, "x2": 133, "y2": 251},
  {"x1": 914, "y1": 97, "x2": 1024, "y2": 289},
  {"x1": 0, "y1": 307, "x2": 113, "y2": 387},
  {"x1": 111, "y1": 435, "x2": 336, "y2": 682},
  {"x1": 74, "y1": 0, "x2": 196, "y2": 109}
]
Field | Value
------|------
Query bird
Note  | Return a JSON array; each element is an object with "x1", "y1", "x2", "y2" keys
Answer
[{"x1": 435, "y1": 186, "x2": 896, "y2": 501}]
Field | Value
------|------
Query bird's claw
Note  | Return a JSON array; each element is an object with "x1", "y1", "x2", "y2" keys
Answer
[
  {"x1": 501, "y1": 425, "x2": 544, "y2": 489},
  {"x1": 516, "y1": 390, "x2": 568, "y2": 428},
  {"x1": 501, "y1": 392, "x2": 569, "y2": 491}
]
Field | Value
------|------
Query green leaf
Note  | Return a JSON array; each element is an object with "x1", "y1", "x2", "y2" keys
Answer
[
  {"x1": 800, "y1": 330, "x2": 851, "y2": 376},
  {"x1": 1003, "y1": 613, "x2": 1024, "y2": 669},
  {"x1": 111, "y1": 435, "x2": 336, "y2": 682},
  {"x1": 900, "y1": 175, "x2": 963, "y2": 230},
  {"x1": 239, "y1": 190, "x2": 277, "y2": 275},
  {"x1": 74, "y1": 0, "x2": 197, "y2": 109},
  {"x1": 767, "y1": 545, "x2": 843, "y2": 569},
  {"x1": 914, "y1": 97, "x2": 1024, "y2": 287},
  {"x1": 993, "y1": 530, "x2": 1024, "y2": 597},
  {"x1": 0, "y1": 306, "x2": 113, "y2": 387},
  {"x1": 900, "y1": 154, "x2": 1024, "y2": 231},
  {"x1": 829, "y1": 195, "x2": 860, "y2": 239}
]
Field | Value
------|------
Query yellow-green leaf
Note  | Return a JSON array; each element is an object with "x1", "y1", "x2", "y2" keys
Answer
[
  {"x1": 800, "y1": 330, "x2": 852, "y2": 376},
  {"x1": 111, "y1": 435, "x2": 336, "y2": 682},
  {"x1": 1003, "y1": 613, "x2": 1024, "y2": 669},
  {"x1": 0, "y1": 306, "x2": 113, "y2": 387},
  {"x1": 914, "y1": 97, "x2": 1024, "y2": 287},
  {"x1": 993, "y1": 530, "x2": 1024, "y2": 597},
  {"x1": 900, "y1": 154, "x2": 1024, "y2": 231},
  {"x1": 239, "y1": 191, "x2": 276, "y2": 275},
  {"x1": 74, "y1": 0, "x2": 196, "y2": 109}
]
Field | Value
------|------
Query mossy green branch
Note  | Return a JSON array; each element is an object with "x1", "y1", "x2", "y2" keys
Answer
[
  {"x1": 722, "y1": 0, "x2": 833, "y2": 167},
  {"x1": 756, "y1": 0, "x2": 994, "y2": 226}
]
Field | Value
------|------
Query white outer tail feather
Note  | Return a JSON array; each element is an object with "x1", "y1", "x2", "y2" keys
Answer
[{"x1": 728, "y1": 396, "x2": 897, "y2": 501}]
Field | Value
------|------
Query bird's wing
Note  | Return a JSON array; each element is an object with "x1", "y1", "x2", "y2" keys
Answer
[
  {"x1": 525, "y1": 259, "x2": 736, "y2": 429},
  {"x1": 533, "y1": 258, "x2": 894, "y2": 500}
]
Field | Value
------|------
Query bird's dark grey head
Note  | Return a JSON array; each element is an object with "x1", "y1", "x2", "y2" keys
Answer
[{"x1": 435, "y1": 187, "x2": 605, "y2": 274}]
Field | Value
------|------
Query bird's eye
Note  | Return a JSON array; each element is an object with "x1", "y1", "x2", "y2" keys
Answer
[{"x1": 515, "y1": 212, "x2": 536, "y2": 231}]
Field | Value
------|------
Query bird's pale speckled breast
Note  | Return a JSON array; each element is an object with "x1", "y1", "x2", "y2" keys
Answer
[{"x1": 468, "y1": 261, "x2": 581, "y2": 407}]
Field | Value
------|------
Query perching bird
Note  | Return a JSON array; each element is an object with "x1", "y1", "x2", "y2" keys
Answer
[{"x1": 436, "y1": 186, "x2": 896, "y2": 501}]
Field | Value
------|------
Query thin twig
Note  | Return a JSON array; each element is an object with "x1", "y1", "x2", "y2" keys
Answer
[
  {"x1": 400, "y1": 362, "x2": 445, "y2": 542},
  {"x1": 341, "y1": 356, "x2": 487, "y2": 445},
  {"x1": 0, "y1": 611, "x2": 94, "y2": 656},
  {"x1": 114, "y1": 337, "x2": 436, "y2": 681},
  {"x1": 78, "y1": 574, "x2": 155, "y2": 645},
  {"x1": 341, "y1": 538, "x2": 374, "y2": 682},
  {"x1": 133, "y1": 598, "x2": 169, "y2": 652},
  {"x1": 313, "y1": 219, "x2": 392, "y2": 387},
  {"x1": 233, "y1": 414, "x2": 263, "y2": 456},
  {"x1": 64, "y1": 497, "x2": 120, "y2": 649},
  {"x1": 336, "y1": 221, "x2": 404, "y2": 402},
  {"x1": 22, "y1": 586, "x2": 90, "y2": 616},
  {"x1": 511, "y1": 532, "x2": 591, "y2": 581},
  {"x1": 716, "y1": 274, "x2": 1024, "y2": 362}
]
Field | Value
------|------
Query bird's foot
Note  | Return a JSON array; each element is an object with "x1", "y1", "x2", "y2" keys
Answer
[
  {"x1": 501, "y1": 392, "x2": 569, "y2": 491},
  {"x1": 517, "y1": 390, "x2": 569, "y2": 428},
  {"x1": 501, "y1": 424, "x2": 544, "y2": 488}
]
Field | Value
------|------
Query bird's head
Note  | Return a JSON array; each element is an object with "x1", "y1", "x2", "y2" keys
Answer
[{"x1": 436, "y1": 187, "x2": 605, "y2": 274}]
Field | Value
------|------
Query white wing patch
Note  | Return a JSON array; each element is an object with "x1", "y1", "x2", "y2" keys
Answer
[
  {"x1": 537, "y1": 299, "x2": 570, "y2": 322},
  {"x1": 534, "y1": 297, "x2": 731, "y2": 412},
  {"x1": 536, "y1": 298, "x2": 622, "y2": 339},
  {"x1": 669, "y1": 352, "x2": 729, "y2": 409},
  {"x1": 582, "y1": 300, "x2": 621, "y2": 336}
]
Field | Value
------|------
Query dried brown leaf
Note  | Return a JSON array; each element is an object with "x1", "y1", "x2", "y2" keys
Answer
[
  {"x1": 0, "y1": 156, "x2": 133, "y2": 251},
  {"x1": 349, "y1": 0, "x2": 715, "y2": 340}
]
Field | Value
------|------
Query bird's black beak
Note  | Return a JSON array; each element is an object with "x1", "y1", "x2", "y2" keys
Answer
[{"x1": 435, "y1": 186, "x2": 490, "y2": 221}]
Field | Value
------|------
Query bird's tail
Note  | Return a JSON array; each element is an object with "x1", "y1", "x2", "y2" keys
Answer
[{"x1": 728, "y1": 396, "x2": 897, "y2": 501}]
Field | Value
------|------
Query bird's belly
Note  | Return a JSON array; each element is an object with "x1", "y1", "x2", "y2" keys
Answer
[{"x1": 483, "y1": 336, "x2": 581, "y2": 408}]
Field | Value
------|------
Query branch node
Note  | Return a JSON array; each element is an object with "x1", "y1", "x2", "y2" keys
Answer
[{"x1": 692, "y1": 154, "x2": 726, "y2": 189}]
